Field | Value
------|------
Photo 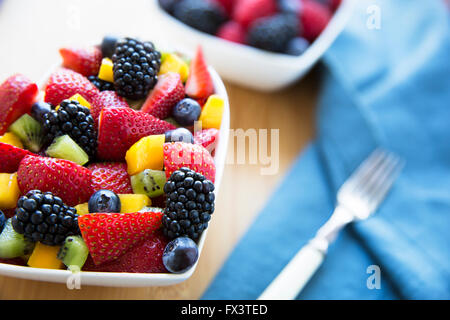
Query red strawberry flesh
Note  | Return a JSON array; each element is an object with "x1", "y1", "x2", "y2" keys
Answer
[
  {"x1": 59, "y1": 46, "x2": 103, "y2": 77},
  {"x1": 17, "y1": 155, "x2": 93, "y2": 206},
  {"x1": 90, "y1": 90, "x2": 129, "y2": 130},
  {"x1": 185, "y1": 46, "x2": 214, "y2": 100},
  {"x1": 88, "y1": 162, "x2": 133, "y2": 194},
  {"x1": 0, "y1": 142, "x2": 35, "y2": 173},
  {"x1": 78, "y1": 211, "x2": 163, "y2": 265},
  {"x1": 97, "y1": 107, "x2": 176, "y2": 161},
  {"x1": 0, "y1": 74, "x2": 39, "y2": 135},
  {"x1": 141, "y1": 72, "x2": 185, "y2": 119}
]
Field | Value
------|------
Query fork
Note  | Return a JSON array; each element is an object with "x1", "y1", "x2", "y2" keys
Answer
[{"x1": 258, "y1": 148, "x2": 403, "y2": 300}]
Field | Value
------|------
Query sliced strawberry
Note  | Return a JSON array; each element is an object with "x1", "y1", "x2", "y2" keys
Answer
[
  {"x1": 216, "y1": 21, "x2": 247, "y2": 44},
  {"x1": 78, "y1": 211, "x2": 163, "y2": 265},
  {"x1": 97, "y1": 107, "x2": 176, "y2": 161},
  {"x1": 17, "y1": 155, "x2": 93, "y2": 206},
  {"x1": 141, "y1": 72, "x2": 185, "y2": 119},
  {"x1": 82, "y1": 230, "x2": 169, "y2": 273},
  {"x1": 90, "y1": 90, "x2": 129, "y2": 130},
  {"x1": 299, "y1": 0, "x2": 332, "y2": 42},
  {"x1": 0, "y1": 142, "x2": 35, "y2": 173},
  {"x1": 213, "y1": 0, "x2": 235, "y2": 16},
  {"x1": 194, "y1": 128, "x2": 219, "y2": 154},
  {"x1": 163, "y1": 142, "x2": 216, "y2": 182},
  {"x1": 232, "y1": 0, "x2": 277, "y2": 29},
  {"x1": 59, "y1": 46, "x2": 103, "y2": 77},
  {"x1": 0, "y1": 74, "x2": 39, "y2": 135},
  {"x1": 44, "y1": 68, "x2": 99, "y2": 106},
  {"x1": 185, "y1": 46, "x2": 214, "y2": 100},
  {"x1": 87, "y1": 162, "x2": 133, "y2": 194}
]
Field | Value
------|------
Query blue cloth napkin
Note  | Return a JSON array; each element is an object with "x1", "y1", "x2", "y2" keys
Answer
[{"x1": 202, "y1": 0, "x2": 450, "y2": 300}]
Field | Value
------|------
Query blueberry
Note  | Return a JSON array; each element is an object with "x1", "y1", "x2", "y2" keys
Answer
[
  {"x1": 162, "y1": 237, "x2": 199, "y2": 273},
  {"x1": 165, "y1": 128, "x2": 194, "y2": 144},
  {"x1": 31, "y1": 101, "x2": 52, "y2": 123},
  {"x1": 88, "y1": 190, "x2": 121, "y2": 213},
  {"x1": 172, "y1": 98, "x2": 201, "y2": 126},
  {"x1": 0, "y1": 210, "x2": 6, "y2": 233},
  {"x1": 285, "y1": 37, "x2": 310, "y2": 56},
  {"x1": 101, "y1": 35, "x2": 119, "y2": 58},
  {"x1": 278, "y1": 0, "x2": 303, "y2": 14}
]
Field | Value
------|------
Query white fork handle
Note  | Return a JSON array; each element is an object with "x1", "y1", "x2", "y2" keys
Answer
[{"x1": 258, "y1": 243, "x2": 325, "y2": 300}]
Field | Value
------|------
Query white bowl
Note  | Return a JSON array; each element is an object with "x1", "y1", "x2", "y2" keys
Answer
[
  {"x1": 0, "y1": 66, "x2": 230, "y2": 287},
  {"x1": 148, "y1": 0, "x2": 357, "y2": 91}
]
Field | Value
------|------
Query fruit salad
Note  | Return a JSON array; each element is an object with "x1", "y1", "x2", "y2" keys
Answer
[
  {"x1": 0, "y1": 35, "x2": 224, "y2": 275},
  {"x1": 158, "y1": 0, "x2": 340, "y2": 55}
]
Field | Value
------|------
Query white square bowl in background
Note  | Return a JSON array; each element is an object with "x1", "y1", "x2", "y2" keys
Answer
[
  {"x1": 0, "y1": 64, "x2": 230, "y2": 287},
  {"x1": 148, "y1": 0, "x2": 357, "y2": 91}
]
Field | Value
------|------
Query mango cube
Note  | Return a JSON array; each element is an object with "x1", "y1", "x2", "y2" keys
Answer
[
  {"x1": 0, "y1": 132, "x2": 23, "y2": 148},
  {"x1": 198, "y1": 94, "x2": 224, "y2": 129},
  {"x1": 119, "y1": 194, "x2": 151, "y2": 213},
  {"x1": 125, "y1": 134, "x2": 165, "y2": 175},
  {"x1": 74, "y1": 202, "x2": 89, "y2": 215},
  {"x1": 159, "y1": 53, "x2": 189, "y2": 82},
  {"x1": 56, "y1": 93, "x2": 91, "y2": 110},
  {"x1": 98, "y1": 58, "x2": 114, "y2": 83},
  {"x1": 0, "y1": 173, "x2": 20, "y2": 209},
  {"x1": 27, "y1": 242, "x2": 63, "y2": 269}
]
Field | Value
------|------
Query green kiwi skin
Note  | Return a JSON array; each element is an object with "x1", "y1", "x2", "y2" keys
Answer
[
  {"x1": 131, "y1": 169, "x2": 166, "y2": 198},
  {"x1": 57, "y1": 235, "x2": 89, "y2": 269},
  {"x1": 0, "y1": 219, "x2": 35, "y2": 259}
]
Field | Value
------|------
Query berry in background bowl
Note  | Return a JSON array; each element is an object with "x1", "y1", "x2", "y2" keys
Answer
[
  {"x1": 0, "y1": 35, "x2": 230, "y2": 287},
  {"x1": 150, "y1": 0, "x2": 357, "y2": 91}
]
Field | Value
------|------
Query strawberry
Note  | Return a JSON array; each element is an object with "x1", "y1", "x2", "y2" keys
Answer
[
  {"x1": 97, "y1": 107, "x2": 176, "y2": 161},
  {"x1": 87, "y1": 162, "x2": 133, "y2": 194},
  {"x1": 0, "y1": 142, "x2": 35, "y2": 173},
  {"x1": 232, "y1": 0, "x2": 277, "y2": 29},
  {"x1": 213, "y1": 0, "x2": 235, "y2": 15},
  {"x1": 90, "y1": 90, "x2": 129, "y2": 130},
  {"x1": 78, "y1": 211, "x2": 163, "y2": 265},
  {"x1": 299, "y1": 0, "x2": 332, "y2": 42},
  {"x1": 216, "y1": 21, "x2": 247, "y2": 44},
  {"x1": 82, "y1": 230, "x2": 169, "y2": 273},
  {"x1": 17, "y1": 155, "x2": 93, "y2": 206},
  {"x1": 194, "y1": 128, "x2": 219, "y2": 154},
  {"x1": 59, "y1": 46, "x2": 103, "y2": 77},
  {"x1": 163, "y1": 142, "x2": 216, "y2": 182},
  {"x1": 0, "y1": 74, "x2": 39, "y2": 135},
  {"x1": 141, "y1": 72, "x2": 185, "y2": 119},
  {"x1": 44, "y1": 68, "x2": 99, "y2": 106},
  {"x1": 185, "y1": 46, "x2": 214, "y2": 100}
]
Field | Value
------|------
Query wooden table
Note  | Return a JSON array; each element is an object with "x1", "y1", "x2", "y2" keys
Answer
[{"x1": 0, "y1": 0, "x2": 320, "y2": 299}]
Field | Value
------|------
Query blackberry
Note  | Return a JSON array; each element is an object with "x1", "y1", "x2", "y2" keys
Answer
[
  {"x1": 112, "y1": 37, "x2": 161, "y2": 100},
  {"x1": 11, "y1": 190, "x2": 81, "y2": 246},
  {"x1": 173, "y1": 0, "x2": 227, "y2": 35},
  {"x1": 162, "y1": 167, "x2": 215, "y2": 240},
  {"x1": 88, "y1": 75, "x2": 115, "y2": 91},
  {"x1": 42, "y1": 99, "x2": 96, "y2": 157},
  {"x1": 247, "y1": 14, "x2": 299, "y2": 53}
]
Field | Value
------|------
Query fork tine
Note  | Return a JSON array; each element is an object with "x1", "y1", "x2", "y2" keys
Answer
[
  {"x1": 366, "y1": 156, "x2": 403, "y2": 211},
  {"x1": 339, "y1": 148, "x2": 386, "y2": 194},
  {"x1": 355, "y1": 151, "x2": 397, "y2": 200}
]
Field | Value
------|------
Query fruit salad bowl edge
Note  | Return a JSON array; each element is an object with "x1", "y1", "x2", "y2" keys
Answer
[
  {"x1": 0, "y1": 65, "x2": 230, "y2": 288},
  {"x1": 148, "y1": 0, "x2": 358, "y2": 91}
]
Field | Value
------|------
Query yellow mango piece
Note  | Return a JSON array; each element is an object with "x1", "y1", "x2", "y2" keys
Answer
[
  {"x1": 0, "y1": 132, "x2": 23, "y2": 148},
  {"x1": 74, "y1": 202, "x2": 89, "y2": 215},
  {"x1": 56, "y1": 93, "x2": 91, "y2": 110},
  {"x1": 125, "y1": 134, "x2": 165, "y2": 175},
  {"x1": 0, "y1": 173, "x2": 20, "y2": 209},
  {"x1": 119, "y1": 194, "x2": 151, "y2": 213},
  {"x1": 27, "y1": 242, "x2": 63, "y2": 269},
  {"x1": 198, "y1": 94, "x2": 224, "y2": 129},
  {"x1": 98, "y1": 58, "x2": 114, "y2": 83},
  {"x1": 159, "y1": 53, "x2": 189, "y2": 82}
]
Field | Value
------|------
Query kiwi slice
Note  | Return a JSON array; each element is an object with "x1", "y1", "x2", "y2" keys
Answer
[
  {"x1": 0, "y1": 219, "x2": 35, "y2": 259},
  {"x1": 131, "y1": 169, "x2": 166, "y2": 198},
  {"x1": 8, "y1": 114, "x2": 43, "y2": 152},
  {"x1": 57, "y1": 235, "x2": 89, "y2": 269},
  {"x1": 46, "y1": 135, "x2": 89, "y2": 165}
]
